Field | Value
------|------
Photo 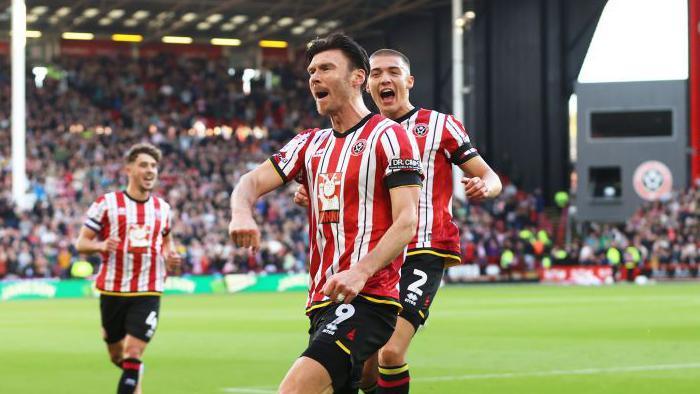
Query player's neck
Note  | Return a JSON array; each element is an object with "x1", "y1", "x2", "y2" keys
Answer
[
  {"x1": 329, "y1": 96, "x2": 371, "y2": 134},
  {"x1": 385, "y1": 103, "x2": 415, "y2": 122},
  {"x1": 125, "y1": 184, "x2": 151, "y2": 203}
]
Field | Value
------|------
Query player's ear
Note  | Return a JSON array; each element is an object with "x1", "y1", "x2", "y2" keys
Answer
[
  {"x1": 352, "y1": 69, "x2": 366, "y2": 88},
  {"x1": 406, "y1": 74, "x2": 415, "y2": 90}
]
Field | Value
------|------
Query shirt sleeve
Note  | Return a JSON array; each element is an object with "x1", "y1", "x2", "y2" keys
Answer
[
  {"x1": 442, "y1": 115, "x2": 480, "y2": 165},
  {"x1": 84, "y1": 197, "x2": 107, "y2": 234},
  {"x1": 378, "y1": 124, "x2": 424, "y2": 189},
  {"x1": 269, "y1": 128, "x2": 315, "y2": 184}
]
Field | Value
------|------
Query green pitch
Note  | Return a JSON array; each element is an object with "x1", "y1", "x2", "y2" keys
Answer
[{"x1": 1, "y1": 283, "x2": 699, "y2": 393}]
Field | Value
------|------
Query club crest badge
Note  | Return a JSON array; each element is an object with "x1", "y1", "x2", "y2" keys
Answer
[
  {"x1": 351, "y1": 139, "x2": 367, "y2": 156},
  {"x1": 413, "y1": 123, "x2": 429, "y2": 137}
]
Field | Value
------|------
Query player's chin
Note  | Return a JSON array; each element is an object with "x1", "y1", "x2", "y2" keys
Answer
[{"x1": 376, "y1": 103, "x2": 392, "y2": 115}]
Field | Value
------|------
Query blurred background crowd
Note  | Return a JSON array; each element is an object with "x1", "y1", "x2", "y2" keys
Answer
[{"x1": 0, "y1": 54, "x2": 697, "y2": 280}]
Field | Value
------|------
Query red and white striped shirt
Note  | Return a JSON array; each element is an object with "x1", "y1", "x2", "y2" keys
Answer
[
  {"x1": 271, "y1": 114, "x2": 423, "y2": 311},
  {"x1": 396, "y1": 108, "x2": 479, "y2": 266},
  {"x1": 84, "y1": 191, "x2": 172, "y2": 294}
]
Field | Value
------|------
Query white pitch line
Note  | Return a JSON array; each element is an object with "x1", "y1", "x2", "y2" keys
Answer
[
  {"x1": 221, "y1": 363, "x2": 700, "y2": 391},
  {"x1": 415, "y1": 362, "x2": 700, "y2": 382},
  {"x1": 221, "y1": 387, "x2": 276, "y2": 393}
]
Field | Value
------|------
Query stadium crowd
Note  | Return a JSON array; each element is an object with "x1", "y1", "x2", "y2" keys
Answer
[
  {"x1": 0, "y1": 53, "x2": 319, "y2": 279},
  {"x1": 570, "y1": 187, "x2": 700, "y2": 278},
  {"x1": 0, "y1": 54, "x2": 696, "y2": 280}
]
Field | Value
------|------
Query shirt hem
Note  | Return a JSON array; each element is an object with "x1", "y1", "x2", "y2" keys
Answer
[
  {"x1": 97, "y1": 289, "x2": 162, "y2": 297},
  {"x1": 407, "y1": 247, "x2": 462, "y2": 267}
]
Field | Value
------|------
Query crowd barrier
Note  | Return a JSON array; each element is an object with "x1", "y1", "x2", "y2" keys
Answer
[
  {"x1": 4, "y1": 265, "x2": 694, "y2": 301},
  {"x1": 0, "y1": 273, "x2": 308, "y2": 301}
]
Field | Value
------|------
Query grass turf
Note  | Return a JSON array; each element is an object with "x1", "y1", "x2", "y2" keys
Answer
[{"x1": 1, "y1": 282, "x2": 698, "y2": 393}]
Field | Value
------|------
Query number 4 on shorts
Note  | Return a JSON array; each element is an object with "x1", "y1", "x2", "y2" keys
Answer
[{"x1": 145, "y1": 311, "x2": 158, "y2": 330}]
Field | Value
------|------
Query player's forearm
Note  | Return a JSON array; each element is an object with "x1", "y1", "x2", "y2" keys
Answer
[
  {"x1": 230, "y1": 173, "x2": 259, "y2": 217},
  {"x1": 483, "y1": 170, "x2": 502, "y2": 198},
  {"x1": 162, "y1": 235, "x2": 175, "y2": 255},
  {"x1": 231, "y1": 161, "x2": 287, "y2": 219},
  {"x1": 75, "y1": 237, "x2": 103, "y2": 255},
  {"x1": 351, "y1": 208, "x2": 418, "y2": 279}
]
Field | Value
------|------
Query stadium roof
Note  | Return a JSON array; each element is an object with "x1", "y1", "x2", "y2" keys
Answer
[{"x1": 1, "y1": 0, "x2": 448, "y2": 47}]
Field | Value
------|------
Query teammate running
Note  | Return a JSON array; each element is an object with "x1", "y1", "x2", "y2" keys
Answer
[{"x1": 76, "y1": 143, "x2": 182, "y2": 394}]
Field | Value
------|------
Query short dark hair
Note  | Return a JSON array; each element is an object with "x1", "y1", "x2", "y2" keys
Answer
[
  {"x1": 306, "y1": 32, "x2": 370, "y2": 89},
  {"x1": 125, "y1": 143, "x2": 162, "y2": 163},
  {"x1": 370, "y1": 49, "x2": 411, "y2": 72}
]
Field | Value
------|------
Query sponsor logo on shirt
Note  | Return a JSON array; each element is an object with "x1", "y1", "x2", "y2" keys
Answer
[
  {"x1": 318, "y1": 172, "x2": 342, "y2": 224},
  {"x1": 390, "y1": 158, "x2": 422, "y2": 172},
  {"x1": 127, "y1": 224, "x2": 151, "y2": 253}
]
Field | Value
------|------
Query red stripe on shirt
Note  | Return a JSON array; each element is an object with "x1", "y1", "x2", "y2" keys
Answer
[
  {"x1": 112, "y1": 192, "x2": 127, "y2": 292},
  {"x1": 411, "y1": 109, "x2": 433, "y2": 248},
  {"x1": 148, "y1": 197, "x2": 161, "y2": 292},
  {"x1": 129, "y1": 200, "x2": 146, "y2": 292},
  {"x1": 96, "y1": 198, "x2": 110, "y2": 290}
]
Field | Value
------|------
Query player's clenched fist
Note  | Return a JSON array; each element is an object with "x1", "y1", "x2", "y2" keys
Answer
[
  {"x1": 165, "y1": 249, "x2": 183, "y2": 274},
  {"x1": 462, "y1": 176, "x2": 490, "y2": 202},
  {"x1": 322, "y1": 268, "x2": 369, "y2": 304},
  {"x1": 101, "y1": 237, "x2": 121, "y2": 253},
  {"x1": 228, "y1": 216, "x2": 261, "y2": 251},
  {"x1": 294, "y1": 184, "x2": 310, "y2": 207}
]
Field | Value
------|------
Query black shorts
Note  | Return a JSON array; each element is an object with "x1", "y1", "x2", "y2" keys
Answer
[
  {"x1": 302, "y1": 296, "x2": 398, "y2": 391},
  {"x1": 399, "y1": 253, "x2": 445, "y2": 330},
  {"x1": 100, "y1": 294, "x2": 161, "y2": 344}
]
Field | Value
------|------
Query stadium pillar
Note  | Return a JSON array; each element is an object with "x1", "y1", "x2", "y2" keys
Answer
[
  {"x1": 690, "y1": 0, "x2": 700, "y2": 182},
  {"x1": 452, "y1": 0, "x2": 465, "y2": 123},
  {"x1": 11, "y1": 0, "x2": 27, "y2": 206},
  {"x1": 452, "y1": 0, "x2": 466, "y2": 200}
]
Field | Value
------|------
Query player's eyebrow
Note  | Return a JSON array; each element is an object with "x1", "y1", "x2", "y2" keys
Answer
[
  {"x1": 308, "y1": 62, "x2": 335, "y2": 74},
  {"x1": 370, "y1": 66, "x2": 404, "y2": 73}
]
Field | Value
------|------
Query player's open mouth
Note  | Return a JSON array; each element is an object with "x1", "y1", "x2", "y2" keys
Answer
[
  {"x1": 379, "y1": 88, "x2": 395, "y2": 104},
  {"x1": 315, "y1": 90, "x2": 329, "y2": 100}
]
